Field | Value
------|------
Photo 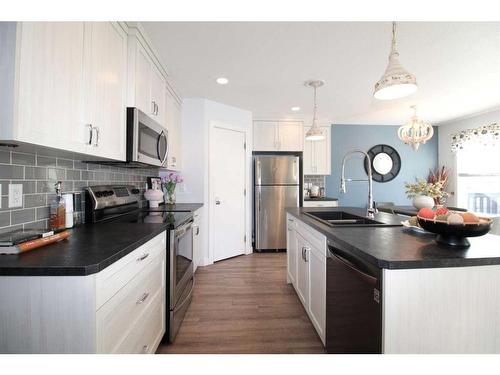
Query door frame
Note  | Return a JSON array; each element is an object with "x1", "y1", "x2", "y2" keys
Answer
[{"x1": 208, "y1": 120, "x2": 252, "y2": 265}]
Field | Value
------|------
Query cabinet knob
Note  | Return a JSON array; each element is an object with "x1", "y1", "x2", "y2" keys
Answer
[
  {"x1": 136, "y1": 292, "x2": 150, "y2": 304},
  {"x1": 142, "y1": 344, "x2": 150, "y2": 353}
]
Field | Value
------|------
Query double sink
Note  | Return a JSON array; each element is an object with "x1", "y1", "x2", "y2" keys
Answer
[{"x1": 304, "y1": 211, "x2": 397, "y2": 227}]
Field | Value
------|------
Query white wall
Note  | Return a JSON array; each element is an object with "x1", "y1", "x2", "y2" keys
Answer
[
  {"x1": 177, "y1": 98, "x2": 253, "y2": 267},
  {"x1": 438, "y1": 108, "x2": 500, "y2": 206}
]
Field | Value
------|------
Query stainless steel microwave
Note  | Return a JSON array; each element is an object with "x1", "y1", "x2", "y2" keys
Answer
[{"x1": 126, "y1": 107, "x2": 168, "y2": 167}]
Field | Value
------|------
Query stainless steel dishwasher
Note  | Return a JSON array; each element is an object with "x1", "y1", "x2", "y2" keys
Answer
[{"x1": 326, "y1": 241, "x2": 382, "y2": 353}]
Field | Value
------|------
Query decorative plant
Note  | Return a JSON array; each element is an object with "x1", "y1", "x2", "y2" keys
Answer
[
  {"x1": 161, "y1": 172, "x2": 183, "y2": 204},
  {"x1": 405, "y1": 179, "x2": 449, "y2": 202},
  {"x1": 427, "y1": 166, "x2": 450, "y2": 204}
]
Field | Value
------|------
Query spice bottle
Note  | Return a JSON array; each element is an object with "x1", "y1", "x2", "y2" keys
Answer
[{"x1": 49, "y1": 181, "x2": 66, "y2": 231}]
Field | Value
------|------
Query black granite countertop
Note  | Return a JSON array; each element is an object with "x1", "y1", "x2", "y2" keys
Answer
[
  {"x1": 153, "y1": 203, "x2": 203, "y2": 212},
  {"x1": 286, "y1": 207, "x2": 500, "y2": 269},
  {"x1": 0, "y1": 212, "x2": 193, "y2": 276},
  {"x1": 304, "y1": 196, "x2": 338, "y2": 201}
]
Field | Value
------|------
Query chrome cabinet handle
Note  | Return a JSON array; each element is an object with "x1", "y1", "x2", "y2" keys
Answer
[
  {"x1": 193, "y1": 225, "x2": 200, "y2": 235},
  {"x1": 142, "y1": 344, "x2": 149, "y2": 353},
  {"x1": 136, "y1": 292, "x2": 149, "y2": 304},
  {"x1": 151, "y1": 101, "x2": 156, "y2": 115},
  {"x1": 137, "y1": 253, "x2": 149, "y2": 262},
  {"x1": 215, "y1": 199, "x2": 221, "y2": 205},
  {"x1": 92, "y1": 126, "x2": 100, "y2": 147},
  {"x1": 86, "y1": 124, "x2": 93, "y2": 145}
]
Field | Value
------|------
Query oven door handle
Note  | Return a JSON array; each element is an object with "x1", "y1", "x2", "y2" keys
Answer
[{"x1": 175, "y1": 219, "x2": 194, "y2": 237}]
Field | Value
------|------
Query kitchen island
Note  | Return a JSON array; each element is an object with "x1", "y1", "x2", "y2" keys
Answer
[{"x1": 286, "y1": 207, "x2": 500, "y2": 354}]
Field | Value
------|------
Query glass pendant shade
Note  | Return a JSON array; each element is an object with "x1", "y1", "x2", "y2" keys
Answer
[
  {"x1": 374, "y1": 22, "x2": 418, "y2": 100},
  {"x1": 398, "y1": 106, "x2": 434, "y2": 150},
  {"x1": 305, "y1": 80, "x2": 325, "y2": 141}
]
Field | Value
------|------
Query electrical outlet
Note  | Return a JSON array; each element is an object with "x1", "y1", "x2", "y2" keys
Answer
[{"x1": 8, "y1": 184, "x2": 23, "y2": 208}]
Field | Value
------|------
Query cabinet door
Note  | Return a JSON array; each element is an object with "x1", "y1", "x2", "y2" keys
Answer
[
  {"x1": 253, "y1": 121, "x2": 278, "y2": 151},
  {"x1": 286, "y1": 216, "x2": 298, "y2": 285},
  {"x1": 303, "y1": 127, "x2": 315, "y2": 174},
  {"x1": 295, "y1": 232, "x2": 309, "y2": 308},
  {"x1": 304, "y1": 126, "x2": 330, "y2": 175},
  {"x1": 151, "y1": 65, "x2": 166, "y2": 127},
  {"x1": 16, "y1": 22, "x2": 86, "y2": 153},
  {"x1": 83, "y1": 22, "x2": 127, "y2": 160},
  {"x1": 308, "y1": 247, "x2": 326, "y2": 343},
  {"x1": 279, "y1": 121, "x2": 303, "y2": 151},
  {"x1": 165, "y1": 89, "x2": 182, "y2": 170},
  {"x1": 134, "y1": 43, "x2": 153, "y2": 116},
  {"x1": 192, "y1": 209, "x2": 202, "y2": 272}
]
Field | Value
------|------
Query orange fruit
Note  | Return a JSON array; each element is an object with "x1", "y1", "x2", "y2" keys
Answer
[{"x1": 461, "y1": 212, "x2": 480, "y2": 223}]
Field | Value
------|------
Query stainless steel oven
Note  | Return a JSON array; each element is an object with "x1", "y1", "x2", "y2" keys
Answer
[
  {"x1": 126, "y1": 107, "x2": 168, "y2": 167},
  {"x1": 168, "y1": 217, "x2": 194, "y2": 342}
]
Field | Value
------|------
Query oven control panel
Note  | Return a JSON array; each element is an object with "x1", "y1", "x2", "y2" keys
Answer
[{"x1": 87, "y1": 185, "x2": 141, "y2": 210}]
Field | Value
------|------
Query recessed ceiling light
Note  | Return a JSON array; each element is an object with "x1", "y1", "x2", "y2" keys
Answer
[
  {"x1": 291, "y1": 106, "x2": 301, "y2": 111},
  {"x1": 216, "y1": 77, "x2": 229, "y2": 85}
]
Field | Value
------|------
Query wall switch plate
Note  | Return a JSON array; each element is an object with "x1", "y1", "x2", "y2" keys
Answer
[{"x1": 9, "y1": 184, "x2": 23, "y2": 208}]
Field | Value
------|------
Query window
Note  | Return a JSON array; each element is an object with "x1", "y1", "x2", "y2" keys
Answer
[{"x1": 456, "y1": 146, "x2": 500, "y2": 216}]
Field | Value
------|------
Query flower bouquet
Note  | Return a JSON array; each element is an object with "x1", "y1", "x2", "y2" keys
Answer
[{"x1": 161, "y1": 172, "x2": 183, "y2": 204}]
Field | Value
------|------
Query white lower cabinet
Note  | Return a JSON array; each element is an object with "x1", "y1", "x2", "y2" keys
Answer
[
  {"x1": 286, "y1": 213, "x2": 326, "y2": 345},
  {"x1": 193, "y1": 208, "x2": 202, "y2": 272},
  {"x1": 0, "y1": 231, "x2": 167, "y2": 354}
]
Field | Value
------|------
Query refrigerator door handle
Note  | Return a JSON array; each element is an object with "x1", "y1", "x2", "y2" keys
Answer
[{"x1": 256, "y1": 160, "x2": 261, "y2": 185}]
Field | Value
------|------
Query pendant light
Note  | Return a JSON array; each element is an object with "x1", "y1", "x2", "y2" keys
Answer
[
  {"x1": 305, "y1": 80, "x2": 325, "y2": 141},
  {"x1": 374, "y1": 22, "x2": 418, "y2": 100},
  {"x1": 398, "y1": 105, "x2": 434, "y2": 150}
]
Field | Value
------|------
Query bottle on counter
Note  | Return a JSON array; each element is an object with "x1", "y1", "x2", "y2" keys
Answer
[
  {"x1": 49, "y1": 181, "x2": 66, "y2": 231},
  {"x1": 63, "y1": 193, "x2": 74, "y2": 229}
]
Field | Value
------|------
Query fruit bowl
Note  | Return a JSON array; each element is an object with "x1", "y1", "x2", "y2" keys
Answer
[{"x1": 417, "y1": 215, "x2": 493, "y2": 247}]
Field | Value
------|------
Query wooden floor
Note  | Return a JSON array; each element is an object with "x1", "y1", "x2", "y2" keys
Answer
[{"x1": 157, "y1": 252, "x2": 325, "y2": 354}]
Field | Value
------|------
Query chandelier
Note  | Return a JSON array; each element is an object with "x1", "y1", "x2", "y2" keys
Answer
[
  {"x1": 374, "y1": 22, "x2": 418, "y2": 100},
  {"x1": 398, "y1": 106, "x2": 434, "y2": 150},
  {"x1": 304, "y1": 80, "x2": 325, "y2": 141}
]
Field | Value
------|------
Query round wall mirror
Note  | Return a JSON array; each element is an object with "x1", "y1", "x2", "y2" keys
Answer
[{"x1": 364, "y1": 144, "x2": 401, "y2": 182}]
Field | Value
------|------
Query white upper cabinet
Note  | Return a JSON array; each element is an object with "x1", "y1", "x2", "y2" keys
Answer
[
  {"x1": 129, "y1": 37, "x2": 167, "y2": 128},
  {"x1": 304, "y1": 126, "x2": 331, "y2": 175},
  {"x1": 15, "y1": 22, "x2": 87, "y2": 153},
  {"x1": 1, "y1": 22, "x2": 128, "y2": 160},
  {"x1": 83, "y1": 22, "x2": 128, "y2": 161},
  {"x1": 253, "y1": 120, "x2": 303, "y2": 151},
  {"x1": 165, "y1": 87, "x2": 182, "y2": 170}
]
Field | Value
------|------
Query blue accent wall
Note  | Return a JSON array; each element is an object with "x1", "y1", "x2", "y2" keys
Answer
[{"x1": 325, "y1": 124, "x2": 438, "y2": 207}]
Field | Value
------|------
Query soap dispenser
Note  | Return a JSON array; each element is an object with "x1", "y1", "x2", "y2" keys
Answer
[{"x1": 49, "y1": 181, "x2": 66, "y2": 231}]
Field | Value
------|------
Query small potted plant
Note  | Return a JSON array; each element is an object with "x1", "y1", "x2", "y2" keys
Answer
[
  {"x1": 161, "y1": 172, "x2": 183, "y2": 205},
  {"x1": 405, "y1": 179, "x2": 449, "y2": 210}
]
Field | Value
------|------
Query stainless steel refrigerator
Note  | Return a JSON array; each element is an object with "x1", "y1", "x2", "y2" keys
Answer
[{"x1": 254, "y1": 154, "x2": 301, "y2": 251}]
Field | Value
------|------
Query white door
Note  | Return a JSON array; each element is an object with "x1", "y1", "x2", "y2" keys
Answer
[
  {"x1": 253, "y1": 121, "x2": 278, "y2": 151},
  {"x1": 211, "y1": 125, "x2": 246, "y2": 262},
  {"x1": 16, "y1": 22, "x2": 86, "y2": 153},
  {"x1": 279, "y1": 121, "x2": 303, "y2": 151},
  {"x1": 83, "y1": 22, "x2": 127, "y2": 160}
]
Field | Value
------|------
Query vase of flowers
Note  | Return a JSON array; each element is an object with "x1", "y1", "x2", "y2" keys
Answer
[
  {"x1": 161, "y1": 172, "x2": 183, "y2": 205},
  {"x1": 427, "y1": 166, "x2": 450, "y2": 205},
  {"x1": 405, "y1": 179, "x2": 449, "y2": 210}
]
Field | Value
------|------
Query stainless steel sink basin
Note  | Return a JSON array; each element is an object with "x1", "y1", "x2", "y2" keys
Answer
[{"x1": 304, "y1": 211, "x2": 389, "y2": 227}]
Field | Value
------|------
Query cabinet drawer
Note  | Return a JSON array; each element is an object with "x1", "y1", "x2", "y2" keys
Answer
[
  {"x1": 295, "y1": 220, "x2": 327, "y2": 258},
  {"x1": 95, "y1": 231, "x2": 166, "y2": 308},
  {"x1": 303, "y1": 201, "x2": 338, "y2": 208},
  {"x1": 113, "y1": 290, "x2": 165, "y2": 354},
  {"x1": 96, "y1": 249, "x2": 166, "y2": 353}
]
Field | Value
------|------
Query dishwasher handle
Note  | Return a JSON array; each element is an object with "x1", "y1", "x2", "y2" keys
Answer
[{"x1": 328, "y1": 248, "x2": 378, "y2": 285}]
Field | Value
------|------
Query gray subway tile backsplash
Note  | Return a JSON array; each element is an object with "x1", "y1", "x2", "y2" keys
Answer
[
  {"x1": 0, "y1": 165, "x2": 24, "y2": 179},
  {"x1": 0, "y1": 149, "x2": 157, "y2": 233},
  {"x1": 11, "y1": 209, "x2": 36, "y2": 225},
  {"x1": 12, "y1": 152, "x2": 36, "y2": 166}
]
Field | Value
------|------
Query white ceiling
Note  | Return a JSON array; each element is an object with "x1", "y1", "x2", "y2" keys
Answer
[{"x1": 143, "y1": 22, "x2": 500, "y2": 126}]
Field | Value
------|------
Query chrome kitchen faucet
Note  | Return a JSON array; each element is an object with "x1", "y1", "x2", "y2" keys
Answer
[{"x1": 340, "y1": 150, "x2": 377, "y2": 219}]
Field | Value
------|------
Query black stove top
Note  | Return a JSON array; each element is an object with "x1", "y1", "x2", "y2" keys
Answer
[{"x1": 116, "y1": 209, "x2": 193, "y2": 228}]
